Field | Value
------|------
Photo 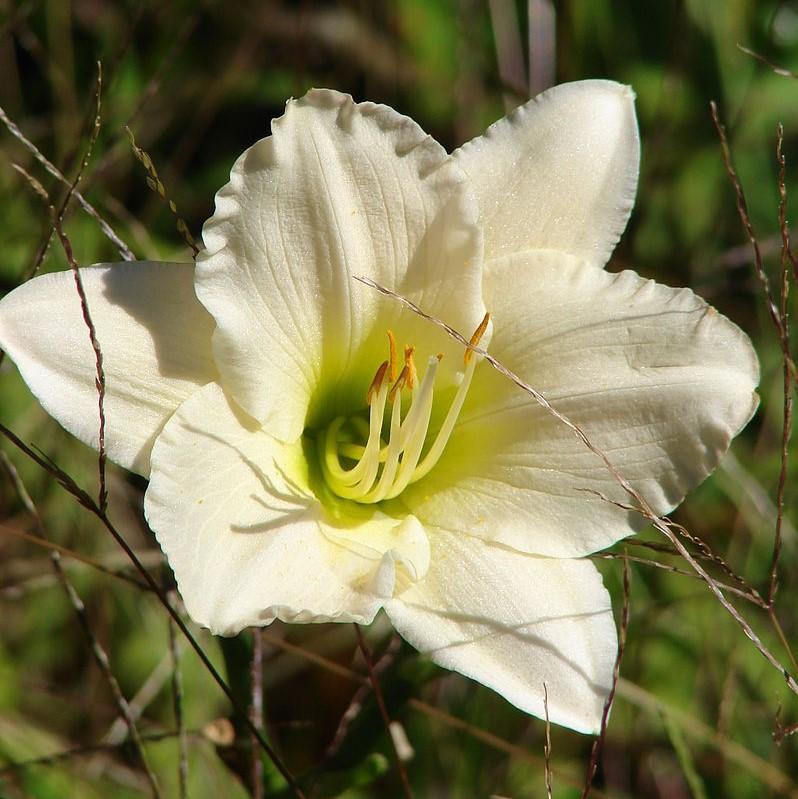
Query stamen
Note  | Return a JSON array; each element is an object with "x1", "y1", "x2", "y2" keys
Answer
[
  {"x1": 366, "y1": 360, "x2": 389, "y2": 405},
  {"x1": 464, "y1": 312, "x2": 490, "y2": 365},
  {"x1": 389, "y1": 364, "x2": 409, "y2": 402},
  {"x1": 381, "y1": 355, "x2": 439, "y2": 500},
  {"x1": 404, "y1": 346, "x2": 417, "y2": 389},
  {"x1": 411, "y1": 352, "x2": 477, "y2": 483}
]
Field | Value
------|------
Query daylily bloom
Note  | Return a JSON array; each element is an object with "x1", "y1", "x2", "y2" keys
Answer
[{"x1": 0, "y1": 81, "x2": 758, "y2": 733}]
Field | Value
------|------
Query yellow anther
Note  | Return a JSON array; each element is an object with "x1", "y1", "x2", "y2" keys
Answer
[
  {"x1": 465, "y1": 312, "x2": 491, "y2": 365},
  {"x1": 387, "y1": 330, "x2": 398, "y2": 382},
  {"x1": 389, "y1": 364, "x2": 409, "y2": 402},
  {"x1": 366, "y1": 361, "x2": 389, "y2": 405},
  {"x1": 404, "y1": 345, "x2": 417, "y2": 390}
]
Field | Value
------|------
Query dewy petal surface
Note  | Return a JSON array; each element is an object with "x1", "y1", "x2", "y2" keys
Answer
[
  {"x1": 144, "y1": 382, "x2": 430, "y2": 635},
  {"x1": 404, "y1": 251, "x2": 759, "y2": 558},
  {"x1": 196, "y1": 88, "x2": 484, "y2": 441},
  {"x1": 385, "y1": 530, "x2": 616, "y2": 733},
  {"x1": 452, "y1": 80, "x2": 639, "y2": 266},
  {"x1": 0, "y1": 262, "x2": 217, "y2": 475}
]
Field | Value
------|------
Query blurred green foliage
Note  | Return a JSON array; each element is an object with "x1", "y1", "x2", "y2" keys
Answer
[{"x1": 0, "y1": 0, "x2": 797, "y2": 797}]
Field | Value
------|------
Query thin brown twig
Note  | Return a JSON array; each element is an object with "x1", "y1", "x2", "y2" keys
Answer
[
  {"x1": 738, "y1": 44, "x2": 798, "y2": 80},
  {"x1": 326, "y1": 635, "x2": 402, "y2": 758},
  {"x1": 354, "y1": 625, "x2": 413, "y2": 799},
  {"x1": 542, "y1": 683, "x2": 553, "y2": 799},
  {"x1": 0, "y1": 106, "x2": 134, "y2": 261},
  {"x1": 250, "y1": 628, "x2": 264, "y2": 799},
  {"x1": 710, "y1": 101, "x2": 797, "y2": 377},
  {"x1": 354, "y1": 275, "x2": 798, "y2": 698},
  {"x1": 7, "y1": 67, "x2": 110, "y2": 514},
  {"x1": 49, "y1": 550, "x2": 162, "y2": 797},
  {"x1": 0, "y1": 728, "x2": 199, "y2": 775},
  {"x1": 50, "y1": 62, "x2": 108, "y2": 513},
  {"x1": 167, "y1": 592, "x2": 189, "y2": 799},
  {"x1": 0, "y1": 520, "x2": 150, "y2": 592},
  {"x1": 0, "y1": 421, "x2": 307, "y2": 799},
  {"x1": 769, "y1": 122, "x2": 794, "y2": 606},
  {"x1": 592, "y1": 551, "x2": 764, "y2": 606},
  {"x1": 769, "y1": 609, "x2": 798, "y2": 677},
  {"x1": 591, "y1": 491, "x2": 763, "y2": 603},
  {"x1": 581, "y1": 552, "x2": 630, "y2": 799},
  {"x1": 411, "y1": 699, "x2": 618, "y2": 799},
  {"x1": 126, "y1": 126, "x2": 199, "y2": 256},
  {"x1": 774, "y1": 705, "x2": 798, "y2": 745}
]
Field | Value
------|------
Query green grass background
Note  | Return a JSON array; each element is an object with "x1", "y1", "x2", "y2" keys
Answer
[{"x1": 0, "y1": 1, "x2": 797, "y2": 797}]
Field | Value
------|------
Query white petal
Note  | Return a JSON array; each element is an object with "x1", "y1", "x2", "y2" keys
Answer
[
  {"x1": 452, "y1": 80, "x2": 639, "y2": 266},
  {"x1": 196, "y1": 88, "x2": 484, "y2": 442},
  {"x1": 144, "y1": 382, "x2": 429, "y2": 635},
  {"x1": 0, "y1": 262, "x2": 217, "y2": 475},
  {"x1": 385, "y1": 531, "x2": 616, "y2": 733},
  {"x1": 405, "y1": 251, "x2": 759, "y2": 558}
]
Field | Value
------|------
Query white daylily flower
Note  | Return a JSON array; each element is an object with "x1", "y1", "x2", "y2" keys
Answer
[{"x1": 0, "y1": 81, "x2": 758, "y2": 734}]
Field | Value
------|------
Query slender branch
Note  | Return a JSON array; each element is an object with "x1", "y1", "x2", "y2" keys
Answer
[
  {"x1": 354, "y1": 625, "x2": 413, "y2": 799},
  {"x1": 0, "y1": 106, "x2": 134, "y2": 262},
  {"x1": 0, "y1": 729, "x2": 199, "y2": 775},
  {"x1": 710, "y1": 101, "x2": 797, "y2": 376},
  {"x1": 542, "y1": 683, "x2": 553, "y2": 799},
  {"x1": 326, "y1": 635, "x2": 402, "y2": 758},
  {"x1": 592, "y1": 551, "x2": 764, "y2": 606},
  {"x1": 582, "y1": 553, "x2": 630, "y2": 798},
  {"x1": 168, "y1": 593, "x2": 189, "y2": 799},
  {"x1": 0, "y1": 520, "x2": 151, "y2": 592},
  {"x1": 50, "y1": 551, "x2": 162, "y2": 798},
  {"x1": 738, "y1": 44, "x2": 798, "y2": 80},
  {"x1": 770, "y1": 122, "x2": 794, "y2": 605},
  {"x1": 250, "y1": 628, "x2": 264, "y2": 799},
  {"x1": 51, "y1": 63, "x2": 108, "y2": 513}
]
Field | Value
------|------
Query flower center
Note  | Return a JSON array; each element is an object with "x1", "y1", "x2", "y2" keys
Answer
[{"x1": 319, "y1": 315, "x2": 489, "y2": 504}]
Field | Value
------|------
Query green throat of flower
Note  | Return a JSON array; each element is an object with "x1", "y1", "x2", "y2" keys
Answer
[{"x1": 319, "y1": 315, "x2": 489, "y2": 505}]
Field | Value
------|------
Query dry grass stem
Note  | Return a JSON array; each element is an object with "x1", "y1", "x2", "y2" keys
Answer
[
  {"x1": 592, "y1": 551, "x2": 763, "y2": 606},
  {"x1": 126, "y1": 126, "x2": 199, "y2": 256},
  {"x1": 0, "y1": 729, "x2": 198, "y2": 776},
  {"x1": 0, "y1": 106, "x2": 134, "y2": 261},
  {"x1": 738, "y1": 44, "x2": 798, "y2": 79},
  {"x1": 770, "y1": 122, "x2": 794, "y2": 606},
  {"x1": 326, "y1": 634, "x2": 402, "y2": 758},
  {"x1": 542, "y1": 683, "x2": 553, "y2": 799},
  {"x1": 581, "y1": 552, "x2": 630, "y2": 799},
  {"x1": 354, "y1": 625, "x2": 414, "y2": 799},
  {"x1": 250, "y1": 627, "x2": 264, "y2": 799},
  {"x1": 49, "y1": 550, "x2": 162, "y2": 797},
  {"x1": 0, "y1": 520, "x2": 151, "y2": 592},
  {"x1": 167, "y1": 594, "x2": 189, "y2": 799},
  {"x1": 710, "y1": 101, "x2": 796, "y2": 377}
]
